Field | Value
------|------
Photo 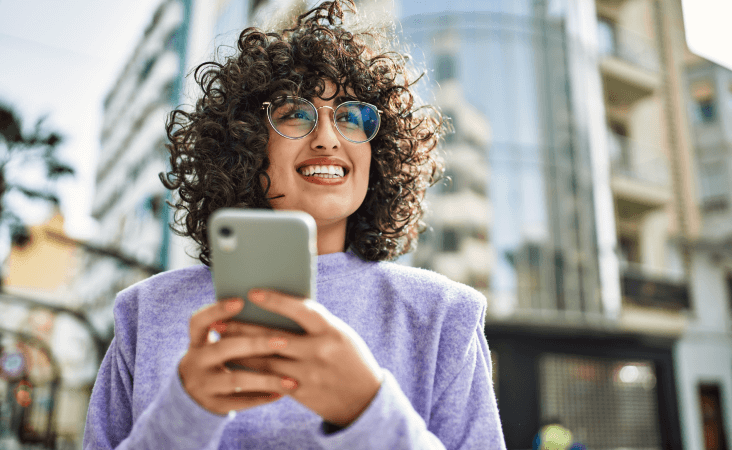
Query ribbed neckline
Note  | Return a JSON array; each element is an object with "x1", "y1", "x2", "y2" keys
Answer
[{"x1": 316, "y1": 248, "x2": 374, "y2": 282}]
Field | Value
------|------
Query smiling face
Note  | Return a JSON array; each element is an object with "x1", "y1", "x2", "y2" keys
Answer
[{"x1": 264, "y1": 81, "x2": 372, "y2": 253}]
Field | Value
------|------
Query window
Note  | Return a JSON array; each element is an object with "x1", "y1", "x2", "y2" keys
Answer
[
  {"x1": 443, "y1": 109, "x2": 457, "y2": 144},
  {"x1": 607, "y1": 122, "x2": 630, "y2": 169},
  {"x1": 139, "y1": 55, "x2": 157, "y2": 85},
  {"x1": 618, "y1": 234, "x2": 640, "y2": 264},
  {"x1": 695, "y1": 97, "x2": 717, "y2": 124},
  {"x1": 163, "y1": 80, "x2": 176, "y2": 104},
  {"x1": 435, "y1": 53, "x2": 457, "y2": 82},
  {"x1": 442, "y1": 228, "x2": 459, "y2": 252},
  {"x1": 699, "y1": 159, "x2": 729, "y2": 211},
  {"x1": 597, "y1": 17, "x2": 616, "y2": 57}
]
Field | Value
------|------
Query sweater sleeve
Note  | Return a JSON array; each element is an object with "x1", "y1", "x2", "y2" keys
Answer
[
  {"x1": 82, "y1": 292, "x2": 232, "y2": 449},
  {"x1": 310, "y1": 299, "x2": 506, "y2": 449}
]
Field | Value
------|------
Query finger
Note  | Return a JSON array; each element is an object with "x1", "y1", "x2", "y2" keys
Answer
[
  {"x1": 189, "y1": 298, "x2": 244, "y2": 348},
  {"x1": 207, "y1": 393, "x2": 283, "y2": 415},
  {"x1": 227, "y1": 355, "x2": 299, "y2": 377},
  {"x1": 219, "y1": 321, "x2": 284, "y2": 338},
  {"x1": 248, "y1": 290, "x2": 329, "y2": 335},
  {"x1": 204, "y1": 334, "x2": 305, "y2": 366},
  {"x1": 210, "y1": 368, "x2": 298, "y2": 396}
]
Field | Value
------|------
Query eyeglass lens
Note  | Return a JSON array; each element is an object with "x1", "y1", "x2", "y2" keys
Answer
[{"x1": 269, "y1": 97, "x2": 379, "y2": 143}]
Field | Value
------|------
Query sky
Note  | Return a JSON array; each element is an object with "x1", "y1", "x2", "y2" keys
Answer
[
  {"x1": 0, "y1": 0, "x2": 729, "y2": 243},
  {"x1": 0, "y1": 0, "x2": 161, "y2": 241}
]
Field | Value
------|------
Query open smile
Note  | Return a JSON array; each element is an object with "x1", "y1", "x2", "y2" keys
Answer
[{"x1": 295, "y1": 158, "x2": 350, "y2": 186}]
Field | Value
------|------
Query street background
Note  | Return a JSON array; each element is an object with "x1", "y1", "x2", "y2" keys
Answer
[{"x1": 0, "y1": 0, "x2": 731, "y2": 449}]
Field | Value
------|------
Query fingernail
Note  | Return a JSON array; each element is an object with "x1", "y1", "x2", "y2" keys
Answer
[
  {"x1": 226, "y1": 298, "x2": 243, "y2": 312},
  {"x1": 210, "y1": 321, "x2": 227, "y2": 333},
  {"x1": 269, "y1": 337, "x2": 287, "y2": 349},
  {"x1": 282, "y1": 377, "x2": 297, "y2": 390},
  {"x1": 249, "y1": 291, "x2": 266, "y2": 303}
]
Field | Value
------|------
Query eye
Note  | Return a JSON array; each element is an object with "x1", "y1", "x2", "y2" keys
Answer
[
  {"x1": 281, "y1": 107, "x2": 313, "y2": 121},
  {"x1": 337, "y1": 111, "x2": 361, "y2": 126}
]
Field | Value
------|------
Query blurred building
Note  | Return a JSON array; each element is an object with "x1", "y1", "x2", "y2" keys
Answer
[
  {"x1": 399, "y1": 0, "x2": 702, "y2": 447},
  {"x1": 677, "y1": 56, "x2": 732, "y2": 450},
  {"x1": 0, "y1": 212, "x2": 91, "y2": 449},
  {"x1": 55, "y1": 1, "x2": 189, "y2": 447},
  {"x1": 75, "y1": 0, "x2": 188, "y2": 324}
]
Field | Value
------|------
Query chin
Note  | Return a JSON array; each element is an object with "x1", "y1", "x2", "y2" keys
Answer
[{"x1": 308, "y1": 209, "x2": 352, "y2": 224}]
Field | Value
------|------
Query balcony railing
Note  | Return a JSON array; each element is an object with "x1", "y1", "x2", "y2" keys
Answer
[
  {"x1": 608, "y1": 132, "x2": 669, "y2": 187},
  {"x1": 598, "y1": 20, "x2": 660, "y2": 73},
  {"x1": 620, "y1": 263, "x2": 689, "y2": 310}
]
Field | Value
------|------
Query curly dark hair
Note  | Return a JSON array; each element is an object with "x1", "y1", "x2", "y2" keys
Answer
[{"x1": 160, "y1": 0, "x2": 447, "y2": 265}]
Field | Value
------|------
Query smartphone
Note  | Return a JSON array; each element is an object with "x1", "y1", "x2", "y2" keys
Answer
[{"x1": 208, "y1": 208, "x2": 317, "y2": 335}]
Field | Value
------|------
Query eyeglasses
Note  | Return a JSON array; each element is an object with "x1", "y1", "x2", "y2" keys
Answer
[{"x1": 262, "y1": 96, "x2": 381, "y2": 144}]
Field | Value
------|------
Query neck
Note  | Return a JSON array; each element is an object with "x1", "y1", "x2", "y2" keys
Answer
[{"x1": 316, "y1": 219, "x2": 347, "y2": 255}]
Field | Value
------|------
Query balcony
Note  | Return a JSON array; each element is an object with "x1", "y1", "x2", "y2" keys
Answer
[
  {"x1": 598, "y1": 19, "x2": 661, "y2": 106},
  {"x1": 620, "y1": 265, "x2": 689, "y2": 310},
  {"x1": 608, "y1": 132, "x2": 672, "y2": 216},
  {"x1": 618, "y1": 263, "x2": 689, "y2": 336}
]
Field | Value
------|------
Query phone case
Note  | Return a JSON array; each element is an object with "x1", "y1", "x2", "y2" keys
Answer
[{"x1": 208, "y1": 208, "x2": 317, "y2": 335}]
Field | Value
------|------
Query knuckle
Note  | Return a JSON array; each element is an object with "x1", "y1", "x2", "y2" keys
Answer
[
  {"x1": 256, "y1": 336, "x2": 272, "y2": 355},
  {"x1": 305, "y1": 369, "x2": 323, "y2": 388},
  {"x1": 315, "y1": 341, "x2": 338, "y2": 361}
]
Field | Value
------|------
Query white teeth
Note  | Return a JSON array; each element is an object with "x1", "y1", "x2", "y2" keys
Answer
[{"x1": 299, "y1": 165, "x2": 345, "y2": 177}]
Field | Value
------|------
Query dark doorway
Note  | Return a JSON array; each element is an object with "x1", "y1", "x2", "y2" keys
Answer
[{"x1": 699, "y1": 384, "x2": 729, "y2": 450}]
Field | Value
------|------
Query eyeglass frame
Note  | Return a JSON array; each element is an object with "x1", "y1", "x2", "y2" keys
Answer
[{"x1": 262, "y1": 95, "x2": 383, "y2": 144}]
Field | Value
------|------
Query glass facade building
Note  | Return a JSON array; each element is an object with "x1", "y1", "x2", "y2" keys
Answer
[
  {"x1": 400, "y1": 0, "x2": 606, "y2": 320},
  {"x1": 395, "y1": 1, "x2": 685, "y2": 447}
]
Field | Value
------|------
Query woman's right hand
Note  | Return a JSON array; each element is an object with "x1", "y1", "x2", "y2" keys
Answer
[{"x1": 178, "y1": 298, "x2": 297, "y2": 415}]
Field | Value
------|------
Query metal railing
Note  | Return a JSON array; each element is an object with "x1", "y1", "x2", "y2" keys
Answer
[
  {"x1": 618, "y1": 261, "x2": 689, "y2": 310},
  {"x1": 608, "y1": 132, "x2": 670, "y2": 187},
  {"x1": 598, "y1": 20, "x2": 660, "y2": 73}
]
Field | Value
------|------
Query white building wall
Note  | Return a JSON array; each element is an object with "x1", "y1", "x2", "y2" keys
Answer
[
  {"x1": 675, "y1": 313, "x2": 732, "y2": 450},
  {"x1": 675, "y1": 245, "x2": 732, "y2": 450},
  {"x1": 76, "y1": 0, "x2": 185, "y2": 321},
  {"x1": 678, "y1": 58, "x2": 732, "y2": 450}
]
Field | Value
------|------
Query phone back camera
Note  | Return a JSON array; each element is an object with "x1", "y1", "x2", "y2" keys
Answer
[{"x1": 218, "y1": 226, "x2": 237, "y2": 252}]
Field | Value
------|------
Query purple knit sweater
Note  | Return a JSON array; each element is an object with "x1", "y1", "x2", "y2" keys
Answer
[{"x1": 83, "y1": 250, "x2": 506, "y2": 449}]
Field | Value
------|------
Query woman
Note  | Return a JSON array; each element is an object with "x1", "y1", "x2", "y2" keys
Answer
[{"x1": 83, "y1": 1, "x2": 505, "y2": 448}]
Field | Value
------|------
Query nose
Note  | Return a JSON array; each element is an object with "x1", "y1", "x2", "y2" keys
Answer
[{"x1": 310, "y1": 105, "x2": 340, "y2": 150}]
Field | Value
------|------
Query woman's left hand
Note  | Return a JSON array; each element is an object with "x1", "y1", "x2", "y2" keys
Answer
[{"x1": 221, "y1": 289, "x2": 383, "y2": 427}]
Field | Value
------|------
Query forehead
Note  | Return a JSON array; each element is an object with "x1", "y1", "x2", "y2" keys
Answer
[
  {"x1": 319, "y1": 80, "x2": 342, "y2": 97},
  {"x1": 292, "y1": 76, "x2": 358, "y2": 100}
]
